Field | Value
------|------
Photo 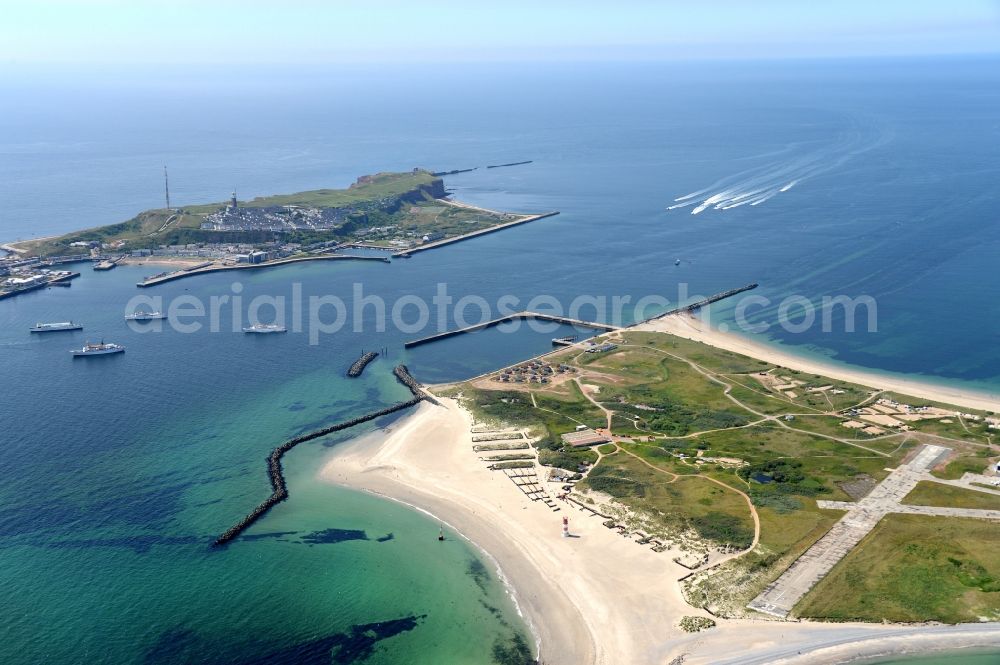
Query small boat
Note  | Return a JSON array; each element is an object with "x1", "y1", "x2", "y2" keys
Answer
[
  {"x1": 125, "y1": 310, "x2": 167, "y2": 321},
  {"x1": 438, "y1": 526, "x2": 445, "y2": 541},
  {"x1": 71, "y1": 341, "x2": 125, "y2": 356},
  {"x1": 30, "y1": 321, "x2": 83, "y2": 333},
  {"x1": 243, "y1": 323, "x2": 287, "y2": 334},
  {"x1": 674, "y1": 259, "x2": 681, "y2": 266}
]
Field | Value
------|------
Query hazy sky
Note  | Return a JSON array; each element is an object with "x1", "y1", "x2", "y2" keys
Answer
[{"x1": 3, "y1": 0, "x2": 1000, "y2": 64}]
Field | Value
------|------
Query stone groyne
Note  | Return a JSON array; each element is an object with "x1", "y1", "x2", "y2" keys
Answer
[
  {"x1": 393, "y1": 364, "x2": 440, "y2": 405},
  {"x1": 212, "y1": 365, "x2": 430, "y2": 547},
  {"x1": 347, "y1": 351, "x2": 379, "y2": 377}
]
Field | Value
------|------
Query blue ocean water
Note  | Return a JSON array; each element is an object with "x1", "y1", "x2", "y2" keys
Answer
[
  {"x1": 1, "y1": 57, "x2": 999, "y2": 663},
  {"x1": 3, "y1": 57, "x2": 999, "y2": 389}
]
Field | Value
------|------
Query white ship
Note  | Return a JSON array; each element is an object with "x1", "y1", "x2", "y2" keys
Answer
[
  {"x1": 30, "y1": 321, "x2": 83, "y2": 333},
  {"x1": 71, "y1": 341, "x2": 125, "y2": 356},
  {"x1": 243, "y1": 323, "x2": 287, "y2": 334},
  {"x1": 124, "y1": 310, "x2": 167, "y2": 321}
]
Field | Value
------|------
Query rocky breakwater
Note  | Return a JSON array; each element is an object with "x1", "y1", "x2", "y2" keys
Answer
[
  {"x1": 347, "y1": 351, "x2": 379, "y2": 377},
  {"x1": 212, "y1": 365, "x2": 433, "y2": 547}
]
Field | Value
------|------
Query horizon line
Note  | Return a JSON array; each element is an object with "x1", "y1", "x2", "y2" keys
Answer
[{"x1": 3, "y1": 50, "x2": 1000, "y2": 70}]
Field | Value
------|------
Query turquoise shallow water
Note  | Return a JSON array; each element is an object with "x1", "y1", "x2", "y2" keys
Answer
[
  {"x1": 0, "y1": 266, "x2": 554, "y2": 663},
  {"x1": 2, "y1": 57, "x2": 999, "y2": 663}
]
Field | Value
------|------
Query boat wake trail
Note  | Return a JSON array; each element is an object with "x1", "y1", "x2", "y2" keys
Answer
[{"x1": 668, "y1": 116, "x2": 890, "y2": 216}]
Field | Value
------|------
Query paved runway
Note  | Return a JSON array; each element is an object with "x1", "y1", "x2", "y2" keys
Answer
[{"x1": 747, "y1": 444, "x2": 999, "y2": 618}]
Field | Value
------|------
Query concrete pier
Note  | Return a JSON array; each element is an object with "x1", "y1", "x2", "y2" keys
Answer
[
  {"x1": 487, "y1": 160, "x2": 532, "y2": 169},
  {"x1": 0, "y1": 271, "x2": 80, "y2": 300},
  {"x1": 635, "y1": 283, "x2": 759, "y2": 324},
  {"x1": 391, "y1": 211, "x2": 559, "y2": 257},
  {"x1": 403, "y1": 310, "x2": 620, "y2": 348},
  {"x1": 137, "y1": 254, "x2": 389, "y2": 288},
  {"x1": 93, "y1": 255, "x2": 126, "y2": 271}
]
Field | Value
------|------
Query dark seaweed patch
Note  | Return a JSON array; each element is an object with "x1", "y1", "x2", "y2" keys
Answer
[
  {"x1": 492, "y1": 632, "x2": 537, "y2": 665},
  {"x1": 145, "y1": 615, "x2": 426, "y2": 665},
  {"x1": 479, "y1": 599, "x2": 507, "y2": 625},
  {"x1": 299, "y1": 528, "x2": 369, "y2": 545},
  {"x1": 468, "y1": 557, "x2": 491, "y2": 593},
  {"x1": 241, "y1": 531, "x2": 299, "y2": 542},
  {"x1": 238, "y1": 614, "x2": 426, "y2": 664}
]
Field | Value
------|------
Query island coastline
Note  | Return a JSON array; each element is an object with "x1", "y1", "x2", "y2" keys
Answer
[
  {"x1": 635, "y1": 313, "x2": 1000, "y2": 413},
  {"x1": 321, "y1": 398, "x2": 1000, "y2": 665},
  {"x1": 321, "y1": 320, "x2": 999, "y2": 664}
]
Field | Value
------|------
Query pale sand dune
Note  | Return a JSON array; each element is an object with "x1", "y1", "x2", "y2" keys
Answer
[{"x1": 634, "y1": 314, "x2": 1000, "y2": 413}]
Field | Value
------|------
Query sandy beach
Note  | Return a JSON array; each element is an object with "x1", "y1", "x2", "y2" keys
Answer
[
  {"x1": 323, "y1": 399, "x2": 701, "y2": 665},
  {"x1": 669, "y1": 621, "x2": 1000, "y2": 664},
  {"x1": 634, "y1": 313, "x2": 1000, "y2": 413},
  {"x1": 320, "y1": 397, "x2": 1000, "y2": 664}
]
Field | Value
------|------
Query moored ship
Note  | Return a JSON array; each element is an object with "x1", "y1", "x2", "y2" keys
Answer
[
  {"x1": 242, "y1": 323, "x2": 287, "y2": 334},
  {"x1": 30, "y1": 321, "x2": 83, "y2": 333},
  {"x1": 71, "y1": 341, "x2": 125, "y2": 356},
  {"x1": 124, "y1": 310, "x2": 167, "y2": 321}
]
